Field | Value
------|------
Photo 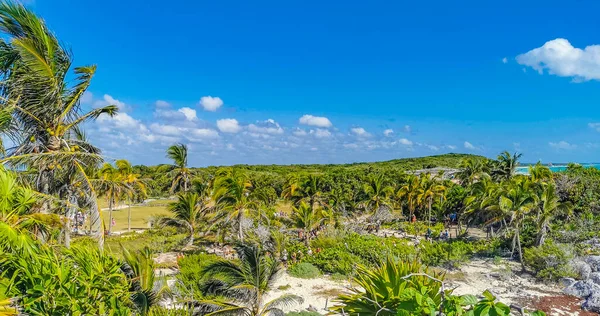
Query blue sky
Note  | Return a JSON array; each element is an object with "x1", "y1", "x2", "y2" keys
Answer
[{"x1": 30, "y1": 0, "x2": 600, "y2": 166}]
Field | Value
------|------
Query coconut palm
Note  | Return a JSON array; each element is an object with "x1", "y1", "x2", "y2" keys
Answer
[
  {"x1": 497, "y1": 178, "x2": 536, "y2": 268},
  {"x1": 362, "y1": 173, "x2": 394, "y2": 214},
  {"x1": 535, "y1": 184, "x2": 572, "y2": 246},
  {"x1": 0, "y1": 2, "x2": 115, "y2": 249},
  {"x1": 116, "y1": 160, "x2": 148, "y2": 232},
  {"x1": 492, "y1": 151, "x2": 522, "y2": 181},
  {"x1": 121, "y1": 246, "x2": 170, "y2": 316},
  {"x1": 418, "y1": 175, "x2": 446, "y2": 227},
  {"x1": 198, "y1": 244, "x2": 303, "y2": 316},
  {"x1": 158, "y1": 192, "x2": 212, "y2": 247},
  {"x1": 212, "y1": 169, "x2": 256, "y2": 242},
  {"x1": 529, "y1": 162, "x2": 553, "y2": 183},
  {"x1": 397, "y1": 174, "x2": 422, "y2": 221},
  {"x1": 0, "y1": 1, "x2": 116, "y2": 199},
  {"x1": 456, "y1": 158, "x2": 489, "y2": 185},
  {"x1": 94, "y1": 162, "x2": 132, "y2": 234},
  {"x1": 167, "y1": 143, "x2": 190, "y2": 193},
  {"x1": 290, "y1": 201, "x2": 323, "y2": 245}
]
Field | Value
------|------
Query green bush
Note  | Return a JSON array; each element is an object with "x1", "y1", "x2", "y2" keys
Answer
[
  {"x1": 103, "y1": 227, "x2": 187, "y2": 257},
  {"x1": 523, "y1": 240, "x2": 576, "y2": 281},
  {"x1": 401, "y1": 222, "x2": 445, "y2": 237},
  {"x1": 419, "y1": 240, "x2": 474, "y2": 268},
  {"x1": 288, "y1": 262, "x2": 321, "y2": 279},
  {"x1": 175, "y1": 252, "x2": 220, "y2": 299}
]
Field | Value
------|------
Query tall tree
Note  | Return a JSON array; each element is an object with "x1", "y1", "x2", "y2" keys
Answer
[
  {"x1": 535, "y1": 184, "x2": 571, "y2": 246},
  {"x1": 493, "y1": 151, "x2": 522, "y2": 181},
  {"x1": 362, "y1": 173, "x2": 394, "y2": 214},
  {"x1": 397, "y1": 174, "x2": 422, "y2": 221},
  {"x1": 497, "y1": 178, "x2": 536, "y2": 269},
  {"x1": 290, "y1": 201, "x2": 323, "y2": 245},
  {"x1": 212, "y1": 169, "x2": 256, "y2": 242},
  {"x1": 166, "y1": 143, "x2": 190, "y2": 193},
  {"x1": 158, "y1": 192, "x2": 212, "y2": 247},
  {"x1": 116, "y1": 160, "x2": 147, "y2": 232},
  {"x1": 418, "y1": 175, "x2": 446, "y2": 227},
  {"x1": 0, "y1": 2, "x2": 116, "y2": 248},
  {"x1": 94, "y1": 162, "x2": 131, "y2": 234}
]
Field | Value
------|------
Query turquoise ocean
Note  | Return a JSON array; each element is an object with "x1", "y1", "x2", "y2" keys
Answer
[{"x1": 515, "y1": 164, "x2": 600, "y2": 175}]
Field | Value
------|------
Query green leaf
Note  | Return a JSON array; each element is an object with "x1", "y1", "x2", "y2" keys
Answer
[{"x1": 461, "y1": 294, "x2": 479, "y2": 306}]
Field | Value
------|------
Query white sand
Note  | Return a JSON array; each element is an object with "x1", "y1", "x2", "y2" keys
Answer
[{"x1": 264, "y1": 272, "x2": 351, "y2": 314}]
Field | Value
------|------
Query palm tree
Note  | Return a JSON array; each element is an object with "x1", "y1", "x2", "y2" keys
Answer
[
  {"x1": 158, "y1": 192, "x2": 212, "y2": 247},
  {"x1": 199, "y1": 244, "x2": 303, "y2": 315},
  {"x1": 121, "y1": 246, "x2": 169, "y2": 316},
  {"x1": 0, "y1": 1, "x2": 117, "y2": 205},
  {"x1": 456, "y1": 158, "x2": 488, "y2": 185},
  {"x1": 535, "y1": 184, "x2": 572, "y2": 246},
  {"x1": 116, "y1": 160, "x2": 147, "y2": 232},
  {"x1": 362, "y1": 173, "x2": 394, "y2": 214},
  {"x1": 397, "y1": 174, "x2": 421, "y2": 221},
  {"x1": 290, "y1": 201, "x2": 323, "y2": 245},
  {"x1": 167, "y1": 143, "x2": 190, "y2": 193},
  {"x1": 0, "y1": 2, "x2": 114, "y2": 249},
  {"x1": 529, "y1": 162, "x2": 553, "y2": 183},
  {"x1": 212, "y1": 170, "x2": 256, "y2": 242},
  {"x1": 497, "y1": 178, "x2": 536, "y2": 268},
  {"x1": 94, "y1": 163, "x2": 131, "y2": 234},
  {"x1": 418, "y1": 175, "x2": 446, "y2": 227},
  {"x1": 493, "y1": 151, "x2": 522, "y2": 181}
]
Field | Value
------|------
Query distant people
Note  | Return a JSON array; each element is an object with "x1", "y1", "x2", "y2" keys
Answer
[
  {"x1": 411, "y1": 215, "x2": 417, "y2": 223},
  {"x1": 441, "y1": 229, "x2": 450, "y2": 241},
  {"x1": 307, "y1": 248, "x2": 313, "y2": 256},
  {"x1": 449, "y1": 213, "x2": 457, "y2": 223},
  {"x1": 425, "y1": 227, "x2": 432, "y2": 241},
  {"x1": 111, "y1": 218, "x2": 116, "y2": 229}
]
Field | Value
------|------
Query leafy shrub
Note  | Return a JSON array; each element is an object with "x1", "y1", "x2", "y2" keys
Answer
[
  {"x1": 175, "y1": 252, "x2": 219, "y2": 299},
  {"x1": 419, "y1": 240, "x2": 474, "y2": 268},
  {"x1": 278, "y1": 284, "x2": 292, "y2": 290},
  {"x1": 288, "y1": 262, "x2": 321, "y2": 279},
  {"x1": 104, "y1": 227, "x2": 187, "y2": 257},
  {"x1": 401, "y1": 222, "x2": 445, "y2": 237},
  {"x1": 523, "y1": 240, "x2": 576, "y2": 281}
]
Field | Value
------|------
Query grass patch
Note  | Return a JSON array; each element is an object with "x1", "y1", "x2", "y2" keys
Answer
[
  {"x1": 101, "y1": 205, "x2": 171, "y2": 231},
  {"x1": 288, "y1": 262, "x2": 321, "y2": 279},
  {"x1": 277, "y1": 284, "x2": 292, "y2": 291}
]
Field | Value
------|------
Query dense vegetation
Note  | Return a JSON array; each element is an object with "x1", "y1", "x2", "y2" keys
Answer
[{"x1": 0, "y1": 1, "x2": 599, "y2": 315}]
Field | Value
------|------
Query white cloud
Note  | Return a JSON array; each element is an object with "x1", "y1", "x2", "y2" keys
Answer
[
  {"x1": 350, "y1": 127, "x2": 370, "y2": 137},
  {"x1": 588, "y1": 122, "x2": 600, "y2": 132},
  {"x1": 311, "y1": 128, "x2": 332, "y2": 138},
  {"x1": 248, "y1": 119, "x2": 284, "y2": 135},
  {"x1": 299, "y1": 114, "x2": 332, "y2": 128},
  {"x1": 464, "y1": 141, "x2": 476, "y2": 150},
  {"x1": 403, "y1": 125, "x2": 412, "y2": 133},
  {"x1": 344, "y1": 143, "x2": 359, "y2": 149},
  {"x1": 383, "y1": 129, "x2": 394, "y2": 137},
  {"x1": 217, "y1": 118, "x2": 242, "y2": 133},
  {"x1": 178, "y1": 107, "x2": 197, "y2": 121},
  {"x1": 81, "y1": 91, "x2": 93, "y2": 104},
  {"x1": 517, "y1": 38, "x2": 600, "y2": 81},
  {"x1": 189, "y1": 128, "x2": 219, "y2": 140},
  {"x1": 426, "y1": 145, "x2": 439, "y2": 151},
  {"x1": 293, "y1": 128, "x2": 308, "y2": 136},
  {"x1": 95, "y1": 94, "x2": 126, "y2": 110},
  {"x1": 155, "y1": 100, "x2": 170, "y2": 108},
  {"x1": 447, "y1": 145, "x2": 457, "y2": 150},
  {"x1": 502, "y1": 57, "x2": 508, "y2": 64},
  {"x1": 398, "y1": 138, "x2": 413, "y2": 146},
  {"x1": 199, "y1": 96, "x2": 224, "y2": 111},
  {"x1": 549, "y1": 141, "x2": 577, "y2": 150}
]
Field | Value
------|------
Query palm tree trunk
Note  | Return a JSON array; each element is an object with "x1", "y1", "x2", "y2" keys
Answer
[
  {"x1": 128, "y1": 202, "x2": 131, "y2": 232},
  {"x1": 536, "y1": 220, "x2": 548, "y2": 247},
  {"x1": 238, "y1": 209, "x2": 244, "y2": 242},
  {"x1": 517, "y1": 225, "x2": 524, "y2": 270},
  {"x1": 108, "y1": 196, "x2": 114, "y2": 234}
]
